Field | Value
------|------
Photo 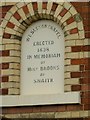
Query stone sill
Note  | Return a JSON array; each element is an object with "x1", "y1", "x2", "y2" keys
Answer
[{"x1": 0, "y1": 92, "x2": 80, "y2": 107}]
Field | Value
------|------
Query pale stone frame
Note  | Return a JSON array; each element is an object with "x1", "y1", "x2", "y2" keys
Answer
[{"x1": 1, "y1": 1, "x2": 85, "y2": 106}]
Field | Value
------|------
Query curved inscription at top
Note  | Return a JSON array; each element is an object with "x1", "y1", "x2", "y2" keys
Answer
[{"x1": 21, "y1": 20, "x2": 64, "y2": 95}]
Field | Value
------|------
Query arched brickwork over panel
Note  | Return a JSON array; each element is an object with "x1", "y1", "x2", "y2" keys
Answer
[{"x1": 1, "y1": 1, "x2": 85, "y2": 95}]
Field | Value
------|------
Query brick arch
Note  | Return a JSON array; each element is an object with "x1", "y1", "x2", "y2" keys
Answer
[{"x1": 2, "y1": 1, "x2": 85, "y2": 95}]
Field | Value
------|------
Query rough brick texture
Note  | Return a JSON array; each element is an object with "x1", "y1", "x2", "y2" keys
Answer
[
  {"x1": 1, "y1": 1, "x2": 90, "y2": 119},
  {"x1": 71, "y1": 2, "x2": 90, "y2": 38}
]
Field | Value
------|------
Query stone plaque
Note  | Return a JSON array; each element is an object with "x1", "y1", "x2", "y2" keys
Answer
[{"x1": 21, "y1": 20, "x2": 64, "y2": 95}]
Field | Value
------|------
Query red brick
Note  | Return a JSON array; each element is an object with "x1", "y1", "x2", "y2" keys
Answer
[
  {"x1": 82, "y1": 45, "x2": 90, "y2": 51},
  {"x1": 80, "y1": 65, "x2": 84, "y2": 71},
  {"x1": 85, "y1": 32, "x2": 90, "y2": 38},
  {"x1": 71, "y1": 2, "x2": 81, "y2": 8},
  {"x1": 82, "y1": 71, "x2": 90, "y2": 78},
  {"x1": 59, "y1": 8, "x2": 68, "y2": 17},
  {"x1": 75, "y1": 7, "x2": 83, "y2": 13},
  {"x1": 51, "y1": 3, "x2": 58, "y2": 11},
  {"x1": 80, "y1": 78, "x2": 90, "y2": 84},
  {"x1": 81, "y1": 58, "x2": 89, "y2": 65},
  {"x1": 66, "y1": 105, "x2": 82, "y2": 111},
  {"x1": 85, "y1": 65, "x2": 90, "y2": 70},
  {"x1": 82, "y1": 6, "x2": 90, "y2": 13},
  {"x1": 81, "y1": 13, "x2": 90, "y2": 19},
  {"x1": 71, "y1": 85, "x2": 81, "y2": 91},
  {"x1": 40, "y1": 105, "x2": 58, "y2": 112},
  {"x1": 42, "y1": 2, "x2": 47, "y2": 9},
  {"x1": 84, "y1": 104, "x2": 90, "y2": 110},
  {"x1": 71, "y1": 2, "x2": 89, "y2": 8},
  {"x1": 22, "y1": 5, "x2": 29, "y2": 15},
  {"x1": 1, "y1": 13, "x2": 6, "y2": 18},
  {"x1": 13, "y1": 12, "x2": 21, "y2": 20},
  {"x1": 32, "y1": 2, "x2": 38, "y2": 11},
  {"x1": 57, "y1": 105, "x2": 66, "y2": 112},
  {"x1": 71, "y1": 46, "x2": 82, "y2": 52},
  {"x1": 2, "y1": 6, "x2": 13, "y2": 13},
  {"x1": 32, "y1": 106, "x2": 41, "y2": 113},
  {"x1": 1, "y1": 63, "x2": 9, "y2": 69},
  {"x1": 7, "y1": 22, "x2": 15, "y2": 29},
  {"x1": 70, "y1": 28, "x2": 78, "y2": 34},
  {"x1": 3, "y1": 33, "x2": 11, "y2": 38},
  {"x1": 66, "y1": 17, "x2": 75, "y2": 25},
  {"x1": 1, "y1": 76, "x2": 9, "y2": 82},
  {"x1": 0, "y1": 50, "x2": 9, "y2": 56},
  {"x1": 2, "y1": 107, "x2": 33, "y2": 114},
  {"x1": 83, "y1": 91, "x2": 90, "y2": 98},
  {"x1": 81, "y1": 84, "x2": 90, "y2": 91},
  {"x1": 83, "y1": 19, "x2": 90, "y2": 26},
  {"x1": 84, "y1": 26, "x2": 90, "y2": 31},
  {"x1": 81, "y1": 98, "x2": 90, "y2": 104},
  {"x1": 0, "y1": 89, "x2": 8, "y2": 95},
  {"x1": 71, "y1": 58, "x2": 89, "y2": 65},
  {"x1": 71, "y1": 45, "x2": 90, "y2": 53},
  {"x1": 71, "y1": 72, "x2": 81, "y2": 78},
  {"x1": 84, "y1": 91, "x2": 90, "y2": 98}
]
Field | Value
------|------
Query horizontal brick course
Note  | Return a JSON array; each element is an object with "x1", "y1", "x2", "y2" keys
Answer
[
  {"x1": 71, "y1": 72, "x2": 81, "y2": 78},
  {"x1": 82, "y1": 91, "x2": 90, "y2": 98},
  {"x1": 2, "y1": 107, "x2": 33, "y2": 114},
  {"x1": 82, "y1": 71, "x2": 90, "y2": 78},
  {"x1": 57, "y1": 105, "x2": 66, "y2": 112},
  {"x1": 0, "y1": 50, "x2": 10, "y2": 56},
  {"x1": 71, "y1": 45, "x2": 90, "y2": 52},
  {"x1": 81, "y1": 85, "x2": 90, "y2": 91},
  {"x1": 66, "y1": 105, "x2": 82, "y2": 111},
  {"x1": 71, "y1": 58, "x2": 89, "y2": 65},
  {"x1": 80, "y1": 78, "x2": 90, "y2": 84},
  {"x1": 85, "y1": 65, "x2": 90, "y2": 70},
  {"x1": 1, "y1": 1, "x2": 90, "y2": 118},
  {"x1": 82, "y1": 46, "x2": 90, "y2": 51},
  {"x1": 32, "y1": 106, "x2": 41, "y2": 113},
  {"x1": 85, "y1": 26, "x2": 90, "y2": 31},
  {"x1": 40, "y1": 105, "x2": 58, "y2": 112},
  {"x1": 83, "y1": 19, "x2": 90, "y2": 26},
  {"x1": 71, "y1": 85, "x2": 81, "y2": 91},
  {"x1": 1, "y1": 63, "x2": 9, "y2": 69},
  {"x1": 0, "y1": 88, "x2": 8, "y2": 95},
  {"x1": 84, "y1": 104, "x2": 90, "y2": 110},
  {"x1": 81, "y1": 98, "x2": 90, "y2": 104},
  {"x1": 85, "y1": 32, "x2": 90, "y2": 38},
  {"x1": 71, "y1": 46, "x2": 82, "y2": 52},
  {"x1": 1, "y1": 76, "x2": 9, "y2": 82}
]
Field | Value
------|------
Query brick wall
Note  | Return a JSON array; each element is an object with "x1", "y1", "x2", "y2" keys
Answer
[{"x1": 0, "y1": 1, "x2": 90, "y2": 119}]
